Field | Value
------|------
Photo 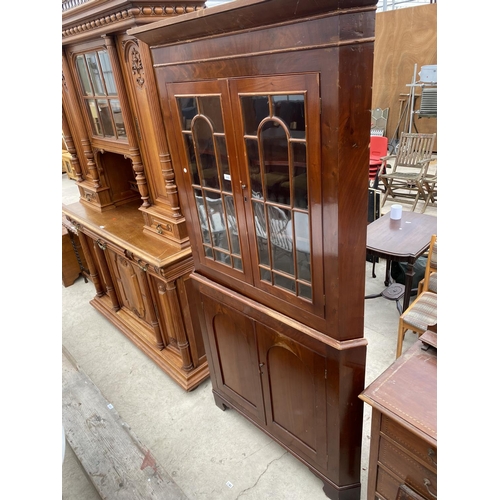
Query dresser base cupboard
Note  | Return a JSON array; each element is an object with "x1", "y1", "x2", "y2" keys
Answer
[
  {"x1": 194, "y1": 275, "x2": 367, "y2": 500},
  {"x1": 63, "y1": 202, "x2": 209, "y2": 391},
  {"x1": 130, "y1": 1, "x2": 377, "y2": 497}
]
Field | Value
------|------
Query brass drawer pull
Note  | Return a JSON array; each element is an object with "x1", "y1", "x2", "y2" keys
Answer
[
  {"x1": 155, "y1": 224, "x2": 163, "y2": 234},
  {"x1": 427, "y1": 447, "x2": 437, "y2": 466},
  {"x1": 423, "y1": 478, "x2": 437, "y2": 499}
]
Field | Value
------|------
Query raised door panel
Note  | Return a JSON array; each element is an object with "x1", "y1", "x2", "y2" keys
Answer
[
  {"x1": 201, "y1": 295, "x2": 266, "y2": 425},
  {"x1": 256, "y1": 323, "x2": 328, "y2": 468},
  {"x1": 106, "y1": 249, "x2": 161, "y2": 348}
]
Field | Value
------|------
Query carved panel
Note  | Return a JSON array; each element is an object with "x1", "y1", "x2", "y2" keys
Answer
[{"x1": 112, "y1": 253, "x2": 147, "y2": 319}]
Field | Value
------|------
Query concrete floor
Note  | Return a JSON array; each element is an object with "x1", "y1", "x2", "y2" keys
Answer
[{"x1": 61, "y1": 172, "x2": 437, "y2": 500}]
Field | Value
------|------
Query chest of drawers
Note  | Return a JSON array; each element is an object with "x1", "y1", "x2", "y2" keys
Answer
[{"x1": 360, "y1": 333, "x2": 437, "y2": 499}]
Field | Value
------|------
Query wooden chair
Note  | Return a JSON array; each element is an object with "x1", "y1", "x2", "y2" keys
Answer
[
  {"x1": 420, "y1": 169, "x2": 437, "y2": 213},
  {"x1": 396, "y1": 234, "x2": 437, "y2": 358},
  {"x1": 379, "y1": 133, "x2": 436, "y2": 211},
  {"x1": 417, "y1": 234, "x2": 437, "y2": 295}
]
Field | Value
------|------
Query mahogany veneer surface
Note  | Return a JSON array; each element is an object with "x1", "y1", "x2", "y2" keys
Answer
[{"x1": 360, "y1": 339, "x2": 437, "y2": 499}]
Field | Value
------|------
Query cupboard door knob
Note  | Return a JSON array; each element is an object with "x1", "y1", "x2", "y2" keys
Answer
[
  {"x1": 259, "y1": 362, "x2": 264, "y2": 367},
  {"x1": 423, "y1": 478, "x2": 437, "y2": 498}
]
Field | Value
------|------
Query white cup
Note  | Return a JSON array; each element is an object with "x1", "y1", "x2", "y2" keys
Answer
[{"x1": 390, "y1": 204, "x2": 402, "y2": 220}]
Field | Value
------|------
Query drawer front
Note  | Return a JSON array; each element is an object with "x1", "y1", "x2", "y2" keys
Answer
[
  {"x1": 376, "y1": 466, "x2": 401, "y2": 500},
  {"x1": 381, "y1": 415, "x2": 437, "y2": 470},
  {"x1": 379, "y1": 437, "x2": 437, "y2": 499},
  {"x1": 149, "y1": 217, "x2": 175, "y2": 238}
]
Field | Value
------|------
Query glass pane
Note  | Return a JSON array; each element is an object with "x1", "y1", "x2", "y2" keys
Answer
[
  {"x1": 198, "y1": 96, "x2": 223, "y2": 133},
  {"x1": 97, "y1": 99, "x2": 115, "y2": 137},
  {"x1": 224, "y1": 195, "x2": 240, "y2": 255},
  {"x1": 269, "y1": 206, "x2": 293, "y2": 274},
  {"x1": 233, "y1": 257, "x2": 243, "y2": 271},
  {"x1": 253, "y1": 201, "x2": 269, "y2": 265},
  {"x1": 274, "y1": 273, "x2": 295, "y2": 293},
  {"x1": 98, "y1": 50, "x2": 117, "y2": 95},
  {"x1": 86, "y1": 100, "x2": 101, "y2": 135},
  {"x1": 85, "y1": 53, "x2": 105, "y2": 96},
  {"x1": 214, "y1": 250, "x2": 230, "y2": 264},
  {"x1": 292, "y1": 143, "x2": 308, "y2": 209},
  {"x1": 111, "y1": 100, "x2": 126, "y2": 138},
  {"x1": 294, "y1": 212, "x2": 311, "y2": 282},
  {"x1": 260, "y1": 267, "x2": 271, "y2": 283},
  {"x1": 298, "y1": 283, "x2": 312, "y2": 300},
  {"x1": 241, "y1": 95, "x2": 269, "y2": 136},
  {"x1": 273, "y1": 95, "x2": 305, "y2": 139},
  {"x1": 246, "y1": 139, "x2": 262, "y2": 197},
  {"x1": 184, "y1": 134, "x2": 199, "y2": 185},
  {"x1": 194, "y1": 189, "x2": 211, "y2": 244},
  {"x1": 177, "y1": 97, "x2": 198, "y2": 130},
  {"x1": 217, "y1": 137, "x2": 231, "y2": 191},
  {"x1": 204, "y1": 246, "x2": 213, "y2": 259},
  {"x1": 193, "y1": 117, "x2": 219, "y2": 189},
  {"x1": 205, "y1": 194, "x2": 228, "y2": 251},
  {"x1": 75, "y1": 55, "x2": 92, "y2": 96},
  {"x1": 261, "y1": 121, "x2": 289, "y2": 203}
]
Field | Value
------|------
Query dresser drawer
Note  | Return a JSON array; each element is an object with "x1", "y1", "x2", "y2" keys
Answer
[
  {"x1": 376, "y1": 469, "x2": 430, "y2": 500},
  {"x1": 379, "y1": 437, "x2": 437, "y2": 499},
  {"x1": 375, "y1": 466, "x2": 401, "y2": 500},
  {"x1": 381, "y1": 415, "x2": 437, "y2": 470}
]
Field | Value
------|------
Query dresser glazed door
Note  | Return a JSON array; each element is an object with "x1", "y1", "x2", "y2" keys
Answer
[{"x1": 167, "y1": 73, "x2": 324, "y2": 318}]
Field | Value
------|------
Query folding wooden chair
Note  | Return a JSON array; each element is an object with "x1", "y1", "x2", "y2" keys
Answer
[{"x1": 379, "y1": 133, "x2": 436, "y2": 211}]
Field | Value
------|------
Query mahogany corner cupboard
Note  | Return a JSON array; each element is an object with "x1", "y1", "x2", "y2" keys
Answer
[{"x1": 130, "y1": 1, "x2": 377, "y2": 498}]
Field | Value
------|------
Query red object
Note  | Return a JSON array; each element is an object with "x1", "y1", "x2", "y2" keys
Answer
[{"x1": 369, "y1": 135, "x2": 388, "y2": 185}]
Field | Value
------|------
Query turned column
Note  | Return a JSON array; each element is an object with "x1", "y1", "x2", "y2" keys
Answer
[
  {"x1": 93, "y1": 239, "x2": 120, "y2": 311},
  {"x1": 71, "y1": 224, "x2": 105, "y2": 297},
  {"x1": 157, "y1": 280, "x2": 193, "y2": 371},
  {"x1": 136, "y1": 263, "x2": 165, "y2": 350}
]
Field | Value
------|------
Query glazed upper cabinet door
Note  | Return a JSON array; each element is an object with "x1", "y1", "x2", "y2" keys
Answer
[
  {"x1": 167, "y1": 73, "x2": 323, "y2": 317},
  {"x1": 228, "y1": 74, "x2": 323, "y2": 316},
  {"x1": 167, "y1": 79, "x2": 252, "y2": 282}
]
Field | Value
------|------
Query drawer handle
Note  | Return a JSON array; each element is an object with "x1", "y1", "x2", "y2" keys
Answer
[
  {"x1": 428, "y1": 448, "x2": 437, "y2": 466},
  {"x1": 155, "y1": 224, "x2": 163, "y2": 234},
  {"x1": 423, "y1": 478, "x2": 437, "y2": 499}
]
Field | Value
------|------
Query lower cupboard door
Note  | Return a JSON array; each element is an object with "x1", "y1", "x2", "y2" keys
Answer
[
  {"x1": 256, "y1": 323, "x2": 328, "y2": 468},
  {"x1": 202, "y1": 296, "x2": 266, "y2": 424}
]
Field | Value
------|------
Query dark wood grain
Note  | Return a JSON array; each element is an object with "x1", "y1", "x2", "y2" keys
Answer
[{"x1": 131, "y1": 1, "x2": 377, "y2": 498}]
